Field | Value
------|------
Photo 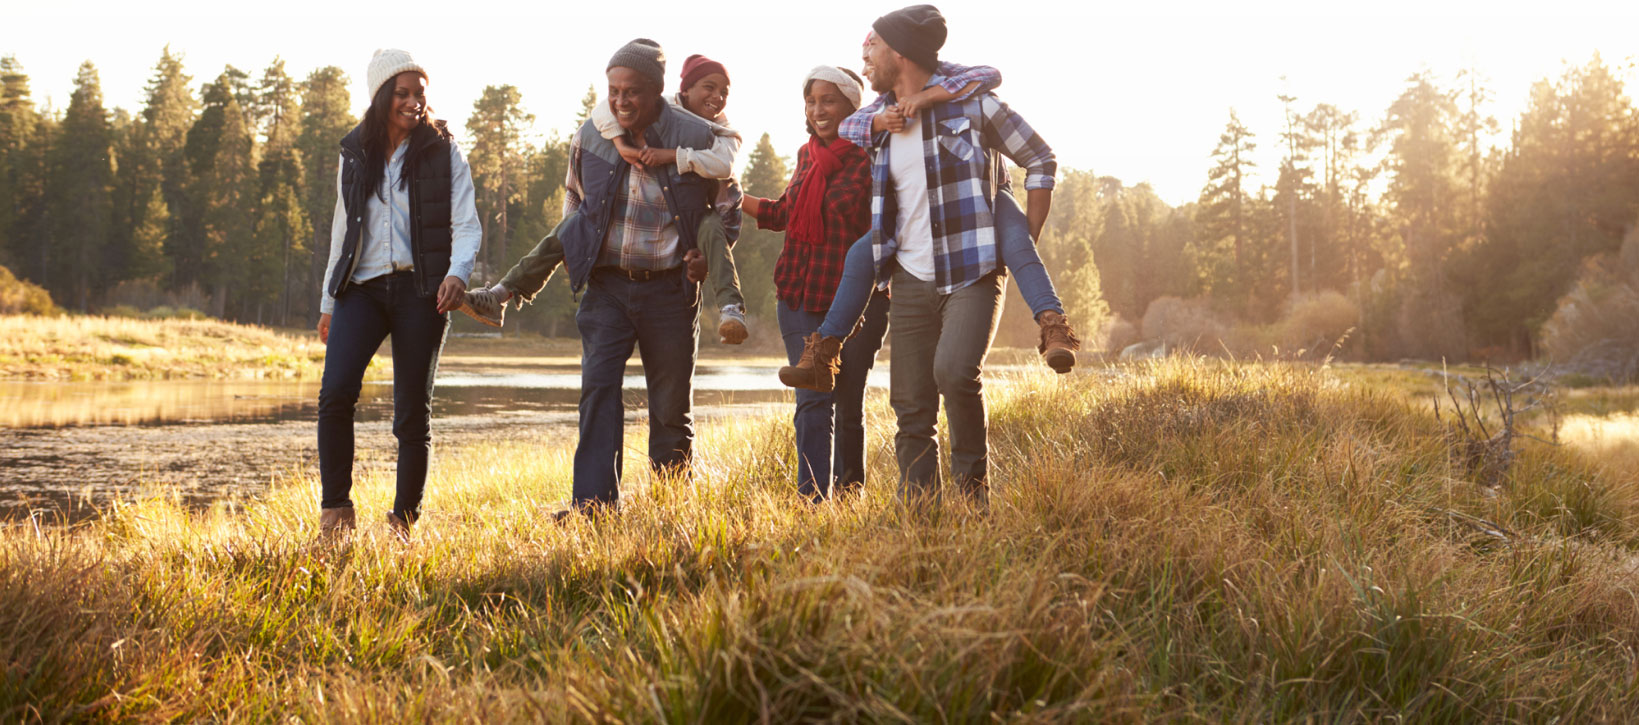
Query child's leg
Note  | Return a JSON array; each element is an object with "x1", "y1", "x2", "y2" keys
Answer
[
  {"x1": 697, "y1": 214, "x2": 743, "y2": 309},
  {"x1": 499, "y1": 213, "x2": 570, "y2": 303},
  {"x1": 993, "y1": 190, "x2": 1063, "y2": 320},
  {"x1": 815, "y1": 235, "x2": 878, "y2": 340}
]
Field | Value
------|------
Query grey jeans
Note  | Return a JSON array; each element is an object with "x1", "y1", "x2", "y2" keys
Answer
[{"x1": 888, "y1": 268, "x2": 1005, "y2": 505}]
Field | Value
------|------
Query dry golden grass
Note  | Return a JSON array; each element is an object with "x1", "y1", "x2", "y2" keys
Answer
[
  {"x1": 5, "y1": 359, "x2": 1639, "y2": 721},
  {"x1": 0, "y1": 314, "x2": 338, "y2": 380}
]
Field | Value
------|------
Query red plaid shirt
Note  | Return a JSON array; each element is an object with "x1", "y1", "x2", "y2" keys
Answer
[{"x1": 759, "y1": 140, "x2": 873, "y2": 312}]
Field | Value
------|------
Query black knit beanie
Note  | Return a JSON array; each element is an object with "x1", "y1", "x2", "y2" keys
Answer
[
  {"x1": 607, "y1": 38, "x2": 666, "y2": 91},
  {"x1": 872, "y1": 5, "x2": 946, "y2": 71}
]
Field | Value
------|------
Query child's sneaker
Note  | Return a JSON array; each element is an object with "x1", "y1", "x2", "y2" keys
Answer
[
  {"x1": 459, "y1": 287, "x2": 506, "y2": 328},
  {"x1": 1037, "y1": 310, "x2": 1081, "y2": 374},
  {"x1": 718, "y1": 303, "x2": 748, "y2": 344}
]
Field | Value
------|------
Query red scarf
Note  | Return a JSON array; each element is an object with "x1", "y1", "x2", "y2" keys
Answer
[{"x1": 787, "y1": 136, "x2": 851, "y2": 245}]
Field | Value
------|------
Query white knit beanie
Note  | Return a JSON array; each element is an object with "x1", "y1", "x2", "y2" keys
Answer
[
  {"x1": 804, "y1": 66, "x2": 863, "y2": 110},
  {"x1": 367, "y1": 48, "x2": 427, "y2": 99}
]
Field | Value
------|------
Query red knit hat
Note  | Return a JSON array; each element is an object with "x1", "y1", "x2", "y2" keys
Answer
[{"x1": 679, "y1": 54, "x2": 729, "y2": 91}]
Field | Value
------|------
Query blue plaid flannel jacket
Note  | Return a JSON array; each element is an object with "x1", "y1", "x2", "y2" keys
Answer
[{"x1": 860, "y1": 75, "x2": 1057, "y2": 294}]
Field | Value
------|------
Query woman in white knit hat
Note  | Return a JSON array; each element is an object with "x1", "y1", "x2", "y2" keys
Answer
[
  {"x1": 314, "y1": 48, "x2": 482, "y2": 539},
  {"x1": 738, "y1": 65, "x2": 883, "y2": 502}
]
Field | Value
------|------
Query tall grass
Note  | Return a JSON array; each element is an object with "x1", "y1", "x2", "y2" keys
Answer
[
  {"x1": 5, "y1": 359, "x2": 1639, "y2": 721},
  {"x1": 0, "y1": 314, "x2": 333, "y2": 380}
]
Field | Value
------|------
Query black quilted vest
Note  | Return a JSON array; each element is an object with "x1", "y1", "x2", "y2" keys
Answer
[{"x1": 328, "y1": 120, "x2": 455, "y2": 300}]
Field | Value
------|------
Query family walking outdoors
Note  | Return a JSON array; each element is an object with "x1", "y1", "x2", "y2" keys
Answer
[{"x1": 312, "y1": 4, "x2": 1083, "y2": 538}]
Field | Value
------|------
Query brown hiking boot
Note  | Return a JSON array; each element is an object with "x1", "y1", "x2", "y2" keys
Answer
[
  {"x1": 319, "y1": 506, "x2": 355, "y2": 539},
  {"x1": 778, "y1": 333, "x2": 844, "y2": 392},
  {"x1": 459, "y1": 287, "x2": 506, "y2": 328},
  {"x1": 1037, "y1": 310, "x2": 1081, "y2": 374},
  {"x1": 386, "y1": 511, "x2": 415, "y2": 542}
]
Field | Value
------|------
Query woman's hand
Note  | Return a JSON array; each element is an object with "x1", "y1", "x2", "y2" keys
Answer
[
  {"x1": 436, "y1": 276, "x2": 467, "y2": 314},
  {"x1": 316, "y1": 313, "x2": 332, "y2": 344},
  {"x1": 741, "y1": 195, "x2": 765, "y2": 221}
]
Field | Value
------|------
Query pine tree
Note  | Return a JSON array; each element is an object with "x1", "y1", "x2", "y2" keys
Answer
[
  {"x1": 573, "y1": 84, "x2": 598, "y2": 130},
  {"x1": 48, "y1": 61, "x2": 115, "y2": 310},
  {"x1": 296, "y1": 66, "x2": 354, "y2": 322},
  {"x1": 0, "y1": 55, "x2": 40, "y2": 273},
  {"x1": 254, "y1": 57, "x2": 305, "y2": 324},
  {"x1": 734, "y1": 133, "x2": 791, "y2": 316},
  {"x1": 186, "y1": 71, "x2": 258, "y2": 316},
  {"x1": 139, "y1": 46, "x2": 198, "y2": 290},
  {"x1": 466, "y1": 85, "x2": 535, "y2": 278},
  {"x1": 1195, "y1": 110, "x2": 1260, "y2": 313}
]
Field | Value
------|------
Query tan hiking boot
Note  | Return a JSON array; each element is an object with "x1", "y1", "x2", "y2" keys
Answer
[
  {"x1": 386, "y1": 511, "x2": 415, "y2": 542},
  {"x1": 459, "y1": 287, "x2": 506, "y2": 328},
  {"x1": 778, "y1": 333, "x2": 844, "y2": 392},
  {"x1": 1037, "y1": 310, "x2": 1081, "y2": 374},
  {"x1": 718, "y1": 303, "x2": 748, "y2": 345},
  {"x1": 319, "y1": 506, "x2": 356, "y2": 538}
]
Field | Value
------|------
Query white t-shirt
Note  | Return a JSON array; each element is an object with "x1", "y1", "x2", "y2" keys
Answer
[{"x1": 889, "y1": 120, "x2": 935, "y2": 282}]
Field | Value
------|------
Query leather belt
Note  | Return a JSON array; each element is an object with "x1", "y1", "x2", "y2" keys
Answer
[{"x1": 593, "y1": 265, "x2": 681, "y2": 282}]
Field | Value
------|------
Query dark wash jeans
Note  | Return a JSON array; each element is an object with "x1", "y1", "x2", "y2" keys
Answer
[
  {"x1": 888, "y1": 269, "x2": 1005, "y2": 506},
  {"x1": 776, "y1": 290, "x2": 890, "y2": 502},
  {"x1": 572, "y1": 267, "x2": 700, "y2": 507},
  {"x1": 318, "y1": 271, "x2": 449, "y2": 520}
]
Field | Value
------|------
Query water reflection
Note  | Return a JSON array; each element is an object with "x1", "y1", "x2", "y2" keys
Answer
[{"x1": 0, "y1": 362, "x2": 882, "y2": 430}]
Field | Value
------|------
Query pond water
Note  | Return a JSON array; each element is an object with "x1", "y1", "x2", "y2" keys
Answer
[{"x1": 1, "y1": 360, "x2": 886, "y2": 522}]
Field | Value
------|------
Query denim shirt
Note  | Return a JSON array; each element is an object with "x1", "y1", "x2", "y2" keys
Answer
[{"x1": 320, "y1": 140, "x2": 481, "y2": 314}]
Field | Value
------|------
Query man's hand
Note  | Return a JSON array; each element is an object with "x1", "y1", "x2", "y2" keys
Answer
[
  {"x1": 639, "y1": 147, "x2": 677, "y2": 168},
  {"x1": 436, "y1": 276, "x2": 467, "y2": 314},
  {"x1": 683, "y1": 248, "x2": 707, "y2": 282},
  {"x1": 878, "y1": 105, "x2": 908, "y2": 133},
  {"x1": 614, "y1": 136, "x2": 645, "y2": 168},
  {"x1": 316, "y1": 313, "x2": 332, "y2": 344}
]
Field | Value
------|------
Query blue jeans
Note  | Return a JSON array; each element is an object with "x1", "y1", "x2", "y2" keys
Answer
[
  {"x1": 318, "y1": 271, "x2": 450, "y2": 520},
  {"x1": 777, "y1": 290, "x2": 890, "y2": 502},
  {"x1": 816, "y1": 190, "x2": 1061, "y2": 340},
  {"x1": 572, "y1": 267, "x2": 699, "y2": 508}
]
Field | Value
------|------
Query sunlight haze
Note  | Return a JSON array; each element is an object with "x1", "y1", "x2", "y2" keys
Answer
[{"x1": 11, "y1": 0, "x2": 1639, "y2": 204}]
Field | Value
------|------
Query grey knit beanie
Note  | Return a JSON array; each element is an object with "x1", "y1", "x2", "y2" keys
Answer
[{"x1": 607, "y1": 38, "x2": 666, "y2": 91}]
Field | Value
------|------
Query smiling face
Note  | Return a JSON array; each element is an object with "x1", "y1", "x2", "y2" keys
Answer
[
  {"x1": 388, "y1": 72, "x2": 427, "y2": 137},
  {"x1": 607, "y1": 66, "x2": 661, "y2": 133},
  {"x1": 865, "y1": 34, "x2": 899, "y2": 94},
  {"x1": 681, "y1": 72, "x2": 729, "y2": 120},
  {"x1": 805, "y1": 79, "x2": 853, "y2": 141}
]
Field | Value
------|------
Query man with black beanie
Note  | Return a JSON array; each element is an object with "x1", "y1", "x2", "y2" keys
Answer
[{"x1": 860, "y1": 5, "x2": 1060, "y2": 508}]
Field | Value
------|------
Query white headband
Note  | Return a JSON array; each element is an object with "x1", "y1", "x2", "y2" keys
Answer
[{"x1": 803, "y1": 65, "x2": 863, "y2": 110}]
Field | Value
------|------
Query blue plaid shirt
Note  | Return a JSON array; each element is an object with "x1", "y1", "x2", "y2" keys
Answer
[{"x1": 861, "y1": 76, "x2": 1057, "y2": 294}]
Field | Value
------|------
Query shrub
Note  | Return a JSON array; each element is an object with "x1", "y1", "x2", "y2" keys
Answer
[
  {"x1": 101, "y1": 304, "x2": 143, "y2": 318},
  {"x1": 1542, "y1": 245, "x2": 1639, "y2": 382},
  {"x1": 1103, "y1": 315, "x2": 1140, "y2": 354},
  {"x1": 1278, "y1": 290, "x2": 1360, "y2": 356},
  {"x1": 1139, "y1": 296, "x2": 1225, "y2": 353},
  {"x1": 0, "y1": 264, "x2": 60, "y2": 315}
]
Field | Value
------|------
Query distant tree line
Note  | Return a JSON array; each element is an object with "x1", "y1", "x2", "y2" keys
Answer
[{"x1": 2, "y1": 49, "x2": 1635, "y2": 362}]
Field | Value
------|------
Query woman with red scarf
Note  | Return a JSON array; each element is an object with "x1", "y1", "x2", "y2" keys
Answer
[{"x1": 742, "y1": 65, "x2": 883, "y2": 502}]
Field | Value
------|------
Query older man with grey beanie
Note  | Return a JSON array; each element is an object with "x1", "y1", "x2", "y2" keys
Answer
[{"x1": 517, "y1": 39, "x2": 723, "y2": 513}]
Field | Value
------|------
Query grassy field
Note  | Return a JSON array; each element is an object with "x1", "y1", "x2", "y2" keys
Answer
[
  {"x1": 0, "y1": 314, "x2": 331, "y2": 381},
  {"x1": 5, "y1": 359, "x2": 1639, "y2": 720}
]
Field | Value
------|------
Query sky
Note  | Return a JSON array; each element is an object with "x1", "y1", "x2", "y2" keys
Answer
[{"x1": 9, "y1": 0, "x2": 1639, "y2": 205}]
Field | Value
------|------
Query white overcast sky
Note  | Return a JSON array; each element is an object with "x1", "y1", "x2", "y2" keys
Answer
[{"x1": 9, "y1": 0, "x2": 1639, "y2": 205}]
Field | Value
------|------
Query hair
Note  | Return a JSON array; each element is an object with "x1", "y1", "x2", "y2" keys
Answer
[
  {"x1": 360, "y1": 72, "x2": 431, "y2": 201},
  {"x1": 803, "y1": 68, "x2": 863, "y2": 137}
]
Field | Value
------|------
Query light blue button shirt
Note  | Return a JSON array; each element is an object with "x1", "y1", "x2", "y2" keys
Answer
[{"x1": 320, "y1": 138, "x2": 481, "y2": 314}]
